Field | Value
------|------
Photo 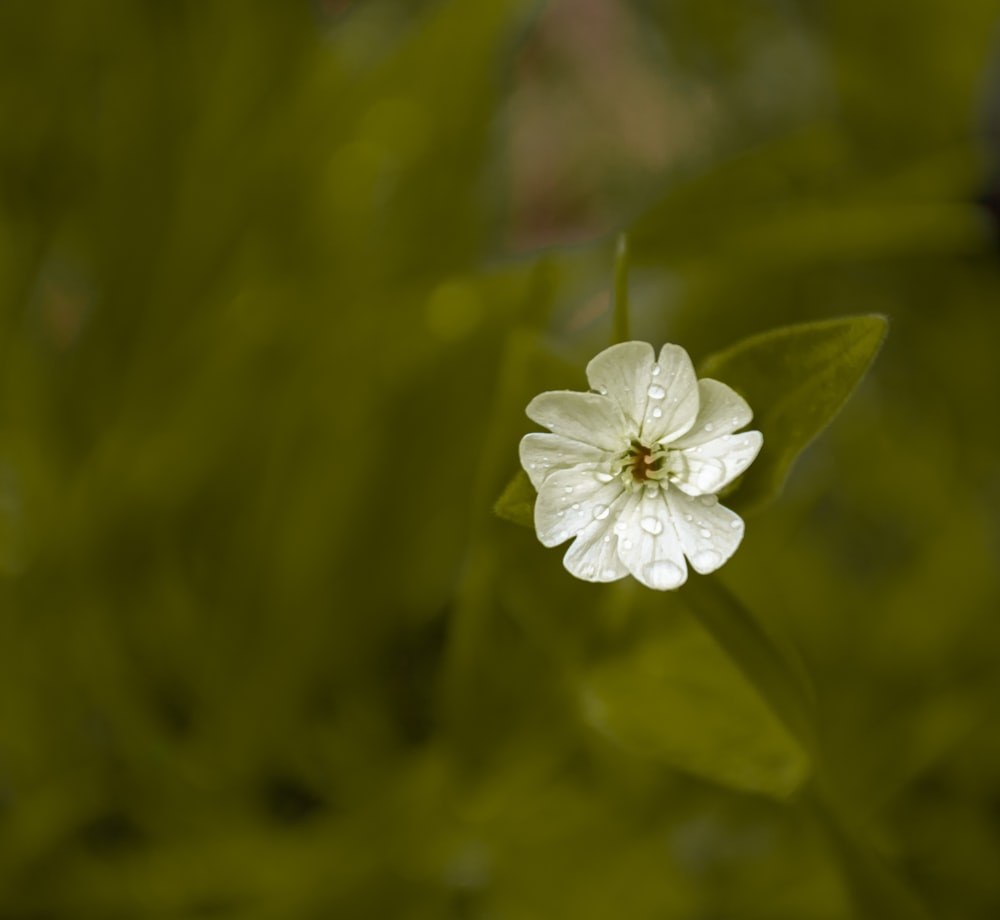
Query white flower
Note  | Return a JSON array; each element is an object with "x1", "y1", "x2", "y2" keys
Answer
[{"x1": 519, "y1": 341, "x2": 762, "y2": 590}]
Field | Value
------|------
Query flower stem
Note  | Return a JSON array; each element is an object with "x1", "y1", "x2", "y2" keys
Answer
[{"x1": 613, "y1": 232, "x2": 630, "y2": 344}]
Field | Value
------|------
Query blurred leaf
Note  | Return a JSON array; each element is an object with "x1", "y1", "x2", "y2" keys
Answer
[
  {"x1": 493, "y1": 470, "x2": 534, "y2": 529},
  {"x1": 582, "y1": 610, "x2": 810, "y2": 799},
  {"x1": 701, "y1": 314, "x2": 888, "y2": 512},
  {"x1": 679, "y1": 575, "x2": 817, "y2": 759}
]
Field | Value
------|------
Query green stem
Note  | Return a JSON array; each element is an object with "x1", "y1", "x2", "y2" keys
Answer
[
  {"x1": 613, "y1": 232, "x2": 630, "y2": 344},
  {"x1": 804, "y1": 784, "x2": 933, "y2": 920}
]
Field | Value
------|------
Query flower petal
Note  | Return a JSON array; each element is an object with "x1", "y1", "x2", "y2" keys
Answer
[
  {"x1": 666, "y1": 490, "x2": 745, "y2": 574},
  {"x1": 641, "y1": 343, "x2": 700, "y2": 445},
  {"x1": 585, "y1": 341, "x2": 655, "y2": 431},
  {"x1": 614, "y1": 489, "x2": 689, "y2": 590},
  {"x1": 526, "y1": 390, "x2": 627, "y2": 452},
  {"x1": 562, "y1": 494, "x2": 631, "y2": 582},
  {"x1": 671, "y1": 379, "x2": 754, "y2": 448},
  {"x1": 519, "y1": 432, "x2": 615, "y2": 489},
  {"x1": 534, "y1": 467, "x2": 626, "y2": 548},
  {"x1": 675, "y1": 430, "x2": 763, "y2": 495}
]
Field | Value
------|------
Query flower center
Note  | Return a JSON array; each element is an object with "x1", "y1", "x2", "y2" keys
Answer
[
  {"x1": 628, "y1": 441, "x2": 663, "y2": 482},
  {"x1": 617, "y1": 439, "x2": 688, "y2": 493}
]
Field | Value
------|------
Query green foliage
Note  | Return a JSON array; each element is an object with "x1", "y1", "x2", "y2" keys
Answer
[
  {"x1": 494, "y1": 469, "x2": 535, "y2": 528},
  {"x1": 2, "y1": 0, "x2": 1000, "y2": 918},
  {"x1": 701, "y1": 314, "x2": 889, "y2": 512},
  {"x1": 583, "y1": 607, "x2": 810, "y2": 799}
]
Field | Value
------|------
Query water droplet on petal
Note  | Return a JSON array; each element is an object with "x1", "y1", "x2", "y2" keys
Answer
[
  {"x1": 730, "y1": 519, "x2": 742, "y2": 529},
  {"x1": 572, "y1": 503, "x2": 580, "y2": 510},
  {"x1": 699, "y1": 494, "x2": 718, "y2": 507},
  {"x1": 582, "y1": 564, "x2": 596, "y2": 578},
  {"x1": 596, "y1": 472, "x2": 614, "y2": 483},
  {"x1": 614, "y1": 521, "x2": 628, "y2": 534},
  {"x1": 603, "y1": 535, "x2": 612, "y2": 543},
  {"x1": 621, "y1": 538, "x2": 633, "y2": 550},
  {"x1": 704, "y1": 423, "x2": 714, "y2": 432},
  {"x1": 740, "y1": 439, "x2": 750, "y2": 448},
  {"x1": 731, "y1": 417, "x2": 740, "y2": 426},
  {"x1": 647, "y1": 384, "x2": 666, "y2": 400},
  {"x1": 598, "y1": 386, "x2": 608, "y2": 395},
  {"x1": 651, "y1": 365, "x2": 661, "y2": 376},
  {"x1": 652, "y1": 407, "x2": 663, "y2": 419},
  {"x1": 557, "y1": 510, "x2": 564, "y2": 517},
  {"x1": 642, "y1": 560, "x2": 684, "y2": 589},
  {"x1": 693, "y1": 459, "x2": 726, "y2": 492},
  {"x1": 593, "y1": 504, "x2": 610, "y2": 521},
  {"x1": 529, "y1": 463, "x2": 537, "y2": 470},
  {"x1": 640, "y1": 516, "x2": 664, "y2": 535},
  {"x1": 565, "y1": 486, "x2": 574, "y2": 493},
  {"x1": 699, "y1": 528, "x2": 712, "y2": 539},
  {"x1": 602, "y1": 568, "x2": 618, "y2": 579},
  {"x1": 684, "y1": 514, "x2": 694, "y2": 522},
  {"x1": 692, "y1": 549, "x2": 723, "y2": 571}
]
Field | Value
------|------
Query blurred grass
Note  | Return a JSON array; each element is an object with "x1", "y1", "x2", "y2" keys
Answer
[{"x1": 2, "y1": 0, "x2": 1000, "y2": 917}]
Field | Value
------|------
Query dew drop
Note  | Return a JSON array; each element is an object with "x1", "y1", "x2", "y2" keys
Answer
[
  {"x1": 692, "y1": 549, "x2": 722, "y2": 571},
  {"x1": 582, "y1": 564, "x2": 596, "y2": 578},
  {"x1": 598, "y1": 386, "x2": 608, "y2": 395},
  {"x1": 621, "y1": 538, "x2": 633, "y2": 550},
  {"x1": 529, "y1": 463, "x2": 537, "y2": 469},
  {"x1": 731, "y1": 416, "x2": 740, "y2": 426},
  {"x1": 601, "y1": 568, "x2": 618, "y2": 579},
  {"x1": 684, "y1": 514, "x2": 694, "y2": 522},
  {"x1": 647, "y1": 384, "x2": 666, "y2": 400},
  {"x1": 614, "y1": 521, "x2": 628, "y2": 534},
  {"x1": 740, "y1": 440, "x2": 750, "y2": 448},
  {"x1": 730, "y1": 520, "x2": 742, "y2": 529},
  {"x1": 651, "y1": 365, "x2": 661, "y2": 376},
  {"x1": 640, "y1": 516, "x2": 664, "y2": 535},
  {"x1": 722, "y1": 434, "x2": 731, "y2": 441},
  {"x1": 699, "y1": 528, "x2": 712, "y2": 539},
  {"x1": 596, "y1": 472, "x2": 614, "y2": 483},
  {"x1": 699, "y1": 494, "x2": 718, "y2": 507},
  {"x1": 645, "y1": 484, "x2": 659, "y2": 498},
  {"x1": 592, "y1": 504, "x2": 610, "y2": 521},
  {"x1": 652, "y1": 407, "x2": 663, "y2": 419},
  {"x1": 557, "y1": 510, "x2": 564, "y2": 517},
  {"x1": 642, "y1": 560, "x2": 684, "y2": 589},
  {"x1": 572, "y1": 503, "x2": 580, "y2": 511},
  {"x1": 704, "y1": 423, "x2": 714, "y2": 432},
  {"x1": 564, "y1": 485, "x2": 574, "y2": 493},
  {"x1": 603, "y1": 535, "x2": 612, "y2": 543}
]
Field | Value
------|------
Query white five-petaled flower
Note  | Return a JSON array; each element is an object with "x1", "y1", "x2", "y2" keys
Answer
[{"x1": 519, "y1": 341, "x2": 763, "y2": 590}]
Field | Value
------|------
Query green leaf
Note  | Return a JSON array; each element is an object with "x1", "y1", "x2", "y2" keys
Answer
[
  {"x1": 493, "y1": 469, "x2": 535, "y2": 529},
  {"x1": 582, "y1": 608, "x2": 811, "y2": 800},
  {"x1": 679, "y1": 575, "x2": 817, "y2": 758},
  {"x1": 700, "y1": 314, "x2": 888, "y2": 512}
]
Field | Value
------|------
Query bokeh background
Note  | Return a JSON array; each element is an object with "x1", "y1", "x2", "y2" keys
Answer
[{"x1": 2, "y1": 0, "x2": 1000, "y2": 916}]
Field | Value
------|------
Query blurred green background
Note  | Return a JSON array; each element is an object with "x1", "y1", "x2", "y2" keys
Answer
[{"x1": 2, "y1": 0, "x2": 1000, "y2": 916}]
